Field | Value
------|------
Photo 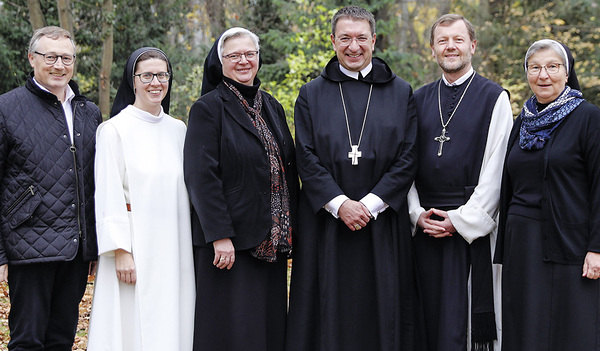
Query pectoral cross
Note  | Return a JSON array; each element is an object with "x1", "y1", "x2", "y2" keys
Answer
[
  {"x1": 348, "y1": 145, "x2": 362, "y2": 166},
  {"x1": 434, "y1": 128, "x2": 450, "y2": 157}
]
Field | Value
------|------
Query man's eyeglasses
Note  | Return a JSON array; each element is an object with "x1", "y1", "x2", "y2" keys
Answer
[
  {"x1": 34, "y1": 51, "x2": 75, "y2": 66},
  {"x1": 134, "y1": 72, "x2": 171, "y2": 83},
  {"x1": 335, "y1": 36, "x2": 372, "y2": 47},
  {"x1": 222, "y1": 51, "x2": 259, "y2": 63},
  {"x1": 527, "y1": 63, "x2": 564, "y2": 75}
]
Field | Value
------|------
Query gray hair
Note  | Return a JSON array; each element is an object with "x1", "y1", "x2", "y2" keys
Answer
[
  {"x1": 331, "y1": 5, "x2": 376, "y2": 37},
  {"x1": 217, "y1": 27, "x2": 260, "y2": 64},
  {"x1": 430, "y1": 14, "x2": 476, "y2": 47},
  {"x1": 28, "y1": 26, "x2": 76, "y2": 54},
  {"x1": 524, "y1": 39, "x2": 569, "y2": 73}
]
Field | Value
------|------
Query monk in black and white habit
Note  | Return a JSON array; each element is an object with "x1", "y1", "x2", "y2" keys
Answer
[
  {"x1": 407, "y1": 14, "x2": 513, "y2": 351},
  {"x1": 285, "y1": 5, "x2": 418, "y2": 351}
]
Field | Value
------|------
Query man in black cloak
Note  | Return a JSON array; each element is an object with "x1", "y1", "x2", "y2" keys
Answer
[
  {"x1": 407, "y1": 14, "x2": 513, "y2": 351},
  {"x1": 285, "y1": 5, "x2": 418, "y2": 351}
]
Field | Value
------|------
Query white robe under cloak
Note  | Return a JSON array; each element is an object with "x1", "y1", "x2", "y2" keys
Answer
[{"x1": 87, "y1": 105, "x2": 195, "y2": 351}]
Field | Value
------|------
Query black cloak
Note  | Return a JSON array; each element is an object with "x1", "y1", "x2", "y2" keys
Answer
[{"x1": 286, "y1": 56, "x2": 418, "y2": 351}]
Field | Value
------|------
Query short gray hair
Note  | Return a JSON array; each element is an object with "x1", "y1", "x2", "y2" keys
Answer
[
  {"x1": 217, "y1": 27, "x2": 260, "y2": 64},
  {"x1": 524, "y1": 39, "x2": 569, "y2": 73},
  {"x1": 331, "y1": 5, "x2": 376, "y2": 37},
  {"x1": 28, "y1": 26, "x2": 75, "y2": 54}
]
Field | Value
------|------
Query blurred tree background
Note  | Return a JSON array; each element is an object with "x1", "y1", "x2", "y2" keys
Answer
[{"x1": 1, "y1": 0, "x2": 599, "y2": 129}]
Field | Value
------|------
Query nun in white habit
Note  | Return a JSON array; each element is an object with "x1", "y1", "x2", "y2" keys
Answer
[{"x1": 87, "y1": 47, "x2": 195, "y2": 351}]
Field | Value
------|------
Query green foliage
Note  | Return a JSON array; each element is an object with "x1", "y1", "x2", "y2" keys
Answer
[
  {"x1": 456, "y1": 0, "x2": 600, "y2": 114},
  {"x1": 0, "y1": 1, "x2": 34, "y2": 94},
  {"x1": 1, "y1": 0, "x2": 599, "y2": 123},
  {"x1": 170, "y1": 62, "x2": 204, "y2": 123},
  {"x1": 260, "y1": 1, "x2": 336, "y2": 133}
]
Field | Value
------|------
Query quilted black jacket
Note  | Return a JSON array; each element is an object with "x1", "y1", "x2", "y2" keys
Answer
[{"x1": 0, "y1": 76, "x2": 101, "y2": 265}]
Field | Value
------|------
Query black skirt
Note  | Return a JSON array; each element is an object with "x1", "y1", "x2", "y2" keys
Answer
[
  {"x1": 501, "y1": 213, "x2": 600, "y2": 350},
  {"x1": 192, "y1": 245, "x2": 288, "y2": 351}
]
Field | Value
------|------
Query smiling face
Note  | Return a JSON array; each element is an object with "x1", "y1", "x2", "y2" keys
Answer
[
  {"x1": 28, "y1": 36, "x2": 75, "y2": 100},
  {"x1": 431, "y1": 20, "x2": 476, "y2": 82},
  {"x1": 331, "y1": 17, "x2": 376, "y2": 72},
  {"x1": 221, "y1": 35, "x2": 259, "y2": 85},
  {"x1": 527, "y1": 49, "x2": 568, "y2": 104},
  {"x1": 133, "y1": 58, "x2": 169, "y2": 115}
]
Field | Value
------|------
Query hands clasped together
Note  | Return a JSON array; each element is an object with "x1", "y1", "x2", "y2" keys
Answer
[
  {"x1": 339, "y1": 199, "x2": 372, "y2": 231},
  {"x1": 417, "y1": 208, "x2": 457, "y2": 238}
]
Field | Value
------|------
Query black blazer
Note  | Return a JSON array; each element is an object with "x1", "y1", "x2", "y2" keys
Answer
[
  {"x1": 184, "y1": 82, "x2": 298, "y2": 250},
  {"x1": 495, "y1": 101, "x2": 600, "y2": 264}
]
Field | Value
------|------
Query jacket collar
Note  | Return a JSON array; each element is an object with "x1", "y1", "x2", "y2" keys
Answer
[
  {"x1": 216, "y1": 82, "x2": 286, "y2": 151},
  {"x1": 25, "y1": 72, "x2": 86, "y2": 103}
]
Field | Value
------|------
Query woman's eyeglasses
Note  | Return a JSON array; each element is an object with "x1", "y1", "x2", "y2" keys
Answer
[
  {"x1": 134, "y1": 72, "x2": 171, "y2": 83},
  {"x1": 222, "y1": 51, "x2": 259, "y2": 62}
]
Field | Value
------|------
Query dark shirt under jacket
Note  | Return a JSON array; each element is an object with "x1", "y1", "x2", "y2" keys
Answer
[
  {"x1": 505, "y1": 138, "x2": 544, "y2": 219},
  {"x1": 184, "y1": 80, "x2": 298, "y2": 250},
  {"x1": 496, "y1": 101, "x2": 600, "y2": 264}
]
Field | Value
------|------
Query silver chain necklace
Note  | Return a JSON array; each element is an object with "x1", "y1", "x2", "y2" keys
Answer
[
  {"x1": 434, "y1": 73, "x2": 475, "y2": 157},
  {"x1": 339, "y1": 82, "x2": 373, "y2": 166}
]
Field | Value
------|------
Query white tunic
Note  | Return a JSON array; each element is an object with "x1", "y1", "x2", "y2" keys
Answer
[{"x1": 87, "y1": 105, "x2": 195, "y2": 351}]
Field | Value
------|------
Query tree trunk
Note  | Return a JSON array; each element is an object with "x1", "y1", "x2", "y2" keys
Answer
[
  {"x1": 57, "y1": 0, "x2": 77, "y2": 75},
  {"x1": 57, "y1": 0, "x2": 74, "y2": 35},
  {"x1": 26, "y1": 0, "x2": 46, "y2": 30},
  {"x1": 399, "y1": 0, "x2": 410, "y2": 51},
  {"x1": 99, "y1": 0, "x2": 114, "y2": 118},
  {"x1": 479, "y1": 0, "x2": 490, "y2": 21},
  {"x1": 206, "y1": 0, "x2": 225, "y2": 39},
  {"x1": 373, "y1": 2, "x2": 392, "y2": 52}
]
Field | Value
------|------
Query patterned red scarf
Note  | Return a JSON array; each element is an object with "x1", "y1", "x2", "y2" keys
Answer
[{"x1": 224, "y1": 80, "x2": 292, "y2": 262}]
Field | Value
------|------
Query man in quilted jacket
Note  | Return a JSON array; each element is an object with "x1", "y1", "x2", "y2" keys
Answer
[{"x1": 0, "y1": 26, "x2": 101, "y2": 350}]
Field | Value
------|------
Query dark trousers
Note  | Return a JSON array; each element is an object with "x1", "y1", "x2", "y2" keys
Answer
[{"x1": 7, "y1": 251, "x2": 89, "y2": 351}]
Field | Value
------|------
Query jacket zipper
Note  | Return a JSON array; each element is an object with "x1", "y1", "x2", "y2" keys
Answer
[
  {"x1": 70, "y1": 102, "x2": 83, "y2": 240},
  {"x1": 2, "y1": 185, "x2": 35, "y2": 217}
]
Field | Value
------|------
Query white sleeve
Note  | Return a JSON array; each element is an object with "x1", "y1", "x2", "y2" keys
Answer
[
  {"x1": 94, "y1": 122, "x2": 132, "y2": 256},
  {"x1": 447, "y1": 91, "x2": 513, "y2": 243},
  {"x1": 407, "y1": 182, "x2": 425, "y2": 235},
  {"x1": 323, "y1": 194, "x2": 349, "y2": 219},
  {"x1": 360, "y1": 193, "x2": 388, "y2": 220}
]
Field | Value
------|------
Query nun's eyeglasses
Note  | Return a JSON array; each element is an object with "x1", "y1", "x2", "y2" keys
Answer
[
  {"x1": 527, "y1": 63, "x2": 563, "y2": 75},
  {"x1": 222, "y1": 51, "x2": 259, "y2": 62},
  {"x1": 134, "y1": 72, "x2": 170, "y2": 83}
]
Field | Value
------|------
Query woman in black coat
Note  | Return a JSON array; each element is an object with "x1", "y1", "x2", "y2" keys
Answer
[
  {"x1": 183, "y1": 27, "x2": 298, "y2": 351},
  {"x1": 495, "y1": 39, "x2": 600, "y2": 350}
]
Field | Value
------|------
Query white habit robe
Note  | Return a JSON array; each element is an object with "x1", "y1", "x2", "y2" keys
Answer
[{"x1": 87, "y1": 105, "x2": 195, "y2": 351}]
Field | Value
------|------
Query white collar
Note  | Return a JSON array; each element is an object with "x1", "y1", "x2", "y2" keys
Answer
[
  {"x1": 126, "y1": 104, "x2": 165, "y2": 123},
  {"x1": 441, "y1": 67, "x2": 474, "y2": 86},
  {"x1": 33, "y1": 77, "x2": 75, "y2": 103},
  {"x1": 339, "y1": 62, "x2": 373, "y2": 80}
]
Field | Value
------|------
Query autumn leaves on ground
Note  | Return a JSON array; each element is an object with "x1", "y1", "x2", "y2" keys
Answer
[{"x1": 0, "y1": 279, "x2": 94, "y2": 351}]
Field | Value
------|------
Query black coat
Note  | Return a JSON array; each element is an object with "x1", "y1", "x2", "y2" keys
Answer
[
  {"x1": 0, "y1": 77, "x2": 101, "y2": 265},
  {"x1": 184, "y1": 82, "x2": 298, "y2": 250},
  {"x1": 495, "y1": 101, "x2": 600, "y2": 264}
]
